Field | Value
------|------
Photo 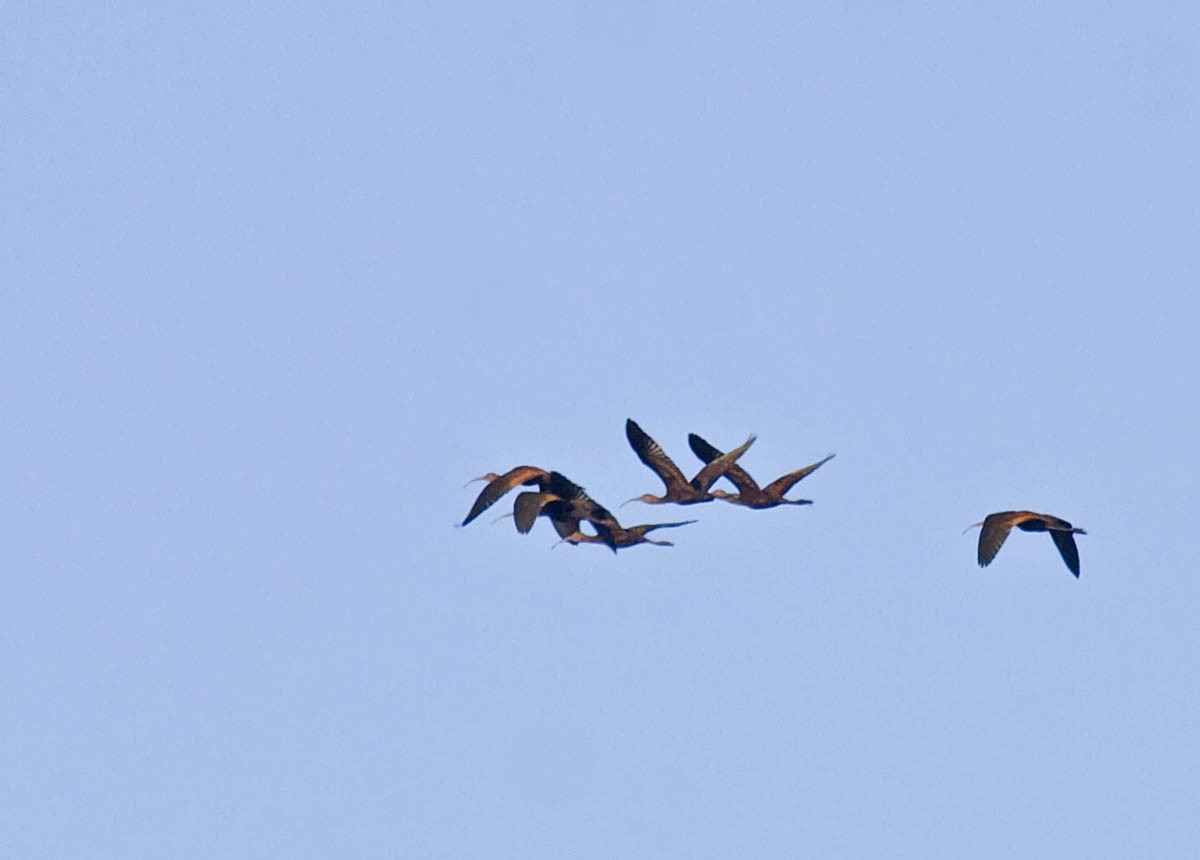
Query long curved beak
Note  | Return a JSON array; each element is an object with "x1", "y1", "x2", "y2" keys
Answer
[{"x1": 962, "y1": 521, "x2": 985, "y2": 535}]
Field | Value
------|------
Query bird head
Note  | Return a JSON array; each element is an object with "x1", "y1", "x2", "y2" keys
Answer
[{"x1": 463, "y1": 473, "x2": 499, "y2": 488}]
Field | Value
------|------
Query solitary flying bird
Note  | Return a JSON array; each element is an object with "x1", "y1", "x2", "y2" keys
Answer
[
  {"x1": 688, "y1": 433, "x2": 834, "y2": 509},
  {"x1": 624, "y1": 418, "x2": 755, "y2": 505},
  {"x1": 964, "y1": 511, "x2": 1087, "y2": 577}
]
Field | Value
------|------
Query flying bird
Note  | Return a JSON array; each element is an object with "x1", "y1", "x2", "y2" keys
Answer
[
  {"x1": 508, "y1": 471, "x2": 620, "y2": 540},
  {"x1": 688, "y1": 433, "x2": 834, "y2": 509},
  {"x1": 964, "y1": 511, "x2": 1087, "y2": 577},
  {"x1": 624, "y1": 418, "x2": 755, "y2": 505},
  {"x1": 460, "y1": 465, "x2": 550, "y2": 526},
  {"x1": 560, "y1": 519, "x2": 698, "y2": 552}
]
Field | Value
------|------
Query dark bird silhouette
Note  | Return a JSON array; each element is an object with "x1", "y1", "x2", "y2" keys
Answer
[
  {"x1": 560, "y1": 519, "x2": 698, "y2": 552},
  {"x1": 502, "y1": 472, "x2": 680, "y2": 552},
  {"x1": 688, "y1": 433, "x2": 834, "y2": 509},
  {"x1": 624, "y1": 418, "x2": 755, "y2": 506},
  {"x1": 460, "y1": 465, "x2": 549, "y2": 526},
  {"x1": 964, "y1": 511, "x2": 1087, "y2": 577},
  {"x1": 509, "y1": 471, "x2": 620, "y2": 540}
]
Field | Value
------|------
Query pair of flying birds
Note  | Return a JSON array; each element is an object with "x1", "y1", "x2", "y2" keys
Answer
[
  {"x1": 462, "y1": 418, "x2": 1087, "y2": 575},
  {"x1": 459, "y1": 419, "x2": 833, "y2": 552}
]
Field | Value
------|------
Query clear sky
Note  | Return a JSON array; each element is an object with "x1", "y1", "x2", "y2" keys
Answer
[{"x1": 4, "y1": 3, "x2": 1199, "y2": 857}]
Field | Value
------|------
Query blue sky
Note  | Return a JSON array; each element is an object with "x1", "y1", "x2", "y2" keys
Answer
[{"x1": 4, "y1": 3, "x2": 1198, "y2": 857}]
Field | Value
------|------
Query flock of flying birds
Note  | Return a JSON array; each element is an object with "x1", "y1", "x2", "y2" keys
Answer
[{"x1": 460, "y1": 418, "x2": 1087, "y2": 577}]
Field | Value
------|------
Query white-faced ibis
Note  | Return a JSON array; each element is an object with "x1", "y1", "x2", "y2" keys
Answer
[
  {"x1": 964, "y1": 511, "x2": 1087, "y2": 578},
  {"x1": 688, "y1": 433, "x2": 834, "y2": 509},
  {"x1": 560, "y1": 519, "x2": 698, "y2": 552},
  {"x1": 460, "y1": 465, "x2": 549, "y2": 526},
  {"x1": 623, "y1": 418, "x2": 755, "y2": 506}
]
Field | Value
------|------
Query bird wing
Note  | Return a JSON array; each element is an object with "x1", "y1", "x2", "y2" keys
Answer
[
  {"x1": 512, "y1": 491, "x2": 557, "y2": 534},
  {"x1": 633, "y1": 519, "x2": 698, "y2": 536},
  {"x1": 687, "y1": 433, "x2": 761, "y2": 493},
  {"x1": 977, "y1": 512, "x2": 1017, "y2": 567},
  {"x1": 691, "y1": 434, "x2": 756, "y2": 492},
  {"x1": 548, "y1": 504, "x2": 587, "y2": 540},
  {"x1": 762, "y1": 453, "x2": 835, "y2": 499},
  {"x1": 461, "y1": 465, "x2": 547, "y2": 525},
  {"x1": 547, "y1": 471, "x2": 621, "y2": 530},
  {"x1": 1050, "y1": 530, "x2": 1081, "y2": 577},
  {"x1": 626, "y1": 419, "x2": 689, "y2": 492}
]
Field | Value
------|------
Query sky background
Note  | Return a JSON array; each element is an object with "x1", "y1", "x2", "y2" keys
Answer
[{"x1": 4, "y1": 3, "x2": 1199, "y2": 857}]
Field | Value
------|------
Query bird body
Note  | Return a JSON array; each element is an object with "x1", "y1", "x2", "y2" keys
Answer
[
  {"x1": 688, "y1": 433, "x2": 833, "y2": 508},
  {"x1": 511, "y1": 491, "x2": 582, "y2": 539},
  {"x1": 561, "y1": 519, "x2": 698, "y2": 552},
  {"x1": 966, "y1": 511, "x2": 1086, "y2": 577},
  {"x1": 624, "y1": 418, "x2": 755, "y2": 505}
]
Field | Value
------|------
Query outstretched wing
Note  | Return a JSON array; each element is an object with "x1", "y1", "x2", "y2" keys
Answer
[
  {"x1": 762, "y1": 453, "x2": 836, "y2": 499},
  {"x1": 512, "y1": 491, "x2": 558, "y2": 534},
  {"x1": 1050, "y1": 530, "x2": 1081, "y2": 577},
  {"x1": 626, "y1": 419, "x2": 689, "y2": 492},
  {"x1": 462, "y1": 466, "x2": 547, "y2": 526},
  {"x1": 977, "y1": 512, "x2": 1017, "y2": 567},
  {"x1": 632, "y1": 519, "x2": 698, "y2": 536},
  {"x1": 688, "y1": 433, "x2": 761, "y2": 493},
  {"x1": 691, "y1": 434, "x2": 756, "y2": 492}
]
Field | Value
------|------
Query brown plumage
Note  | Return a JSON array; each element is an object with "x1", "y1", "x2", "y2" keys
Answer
[
  {"x1": 460, "y1": 465, "x2": 549, "y2": 526},
  {"x1": 623, "y1": 418, "x2": 755, "y2": 505},
  {"x1": 964, "y1": 511, "x2": 1087, "y2": 578},
  {"x1": 688, "y1": 433, "x2": 834, "y2": 509},
  {"x1": 561, "y1": 519, "x2": 698, "y2": 552}
]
